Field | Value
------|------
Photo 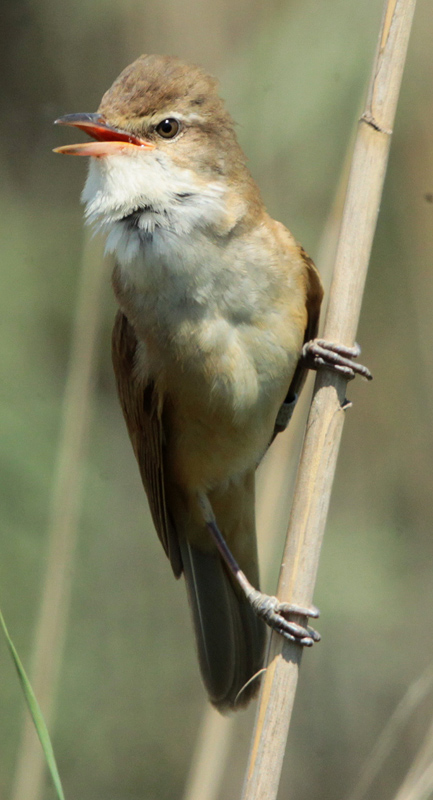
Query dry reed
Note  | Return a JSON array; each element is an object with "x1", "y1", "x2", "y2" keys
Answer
[
  {"x1": 241, "y1": 1, "x2": 418, "y2": 798},
  {"x1": 11, "y1": 230, "x2": 105, "y2": 800}
]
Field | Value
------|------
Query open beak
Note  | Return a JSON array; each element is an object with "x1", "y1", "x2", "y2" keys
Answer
[{"x1": 53, "y1": 113, "x2": 155, "y2": 156}]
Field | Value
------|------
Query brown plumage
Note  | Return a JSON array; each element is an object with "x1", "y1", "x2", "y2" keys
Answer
[{"x1": 55, "y1": 54, "x2": 329, "y2": 711}]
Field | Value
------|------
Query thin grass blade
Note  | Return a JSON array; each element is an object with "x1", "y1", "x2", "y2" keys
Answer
[{"x1": 0, "y1": 606, "x2": 66, "y2": 800}]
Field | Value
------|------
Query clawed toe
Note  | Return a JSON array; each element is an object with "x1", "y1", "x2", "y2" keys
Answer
[
  {"x1": 273, "y1": 612, "x2": 321, "y2": 645},
  {"x1": 201, "y1": 505, "x2": 322, "y2": 649},
  {"x1": 278, "y1": 601, "x2": 320, "y2": 619},
  {"x1": 247, "y1": 591, "x2": 321, "y2": 647},
  {"x1": 302, "y1": 338, "x2": 372, "y2": 381},
  {"x1": 275, "y1": 606, "x2": 321, "y2": 644}
]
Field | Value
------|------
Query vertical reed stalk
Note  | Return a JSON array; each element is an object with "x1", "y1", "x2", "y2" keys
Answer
[
  {"x1": 393, "y1": 714, "x2": 433, "y2": 800},
  {"x1": 241, "y1": 1, "x2": 417, "y2": 798},
  {"x1": 11, "y1": 230, "x2": 105, "y2": 800},
  {"x1": 347, "y1": 662, "x2": 433, "y2": 800}
]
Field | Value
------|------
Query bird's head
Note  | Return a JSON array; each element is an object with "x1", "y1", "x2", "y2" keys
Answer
[{"x1": 54, "y1": 55, "x2": 255, "y2": 239}]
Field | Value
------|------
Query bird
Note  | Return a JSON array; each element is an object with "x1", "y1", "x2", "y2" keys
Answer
[{"x1": 54, "y1": 54, "x2": 371, "y2": 711}]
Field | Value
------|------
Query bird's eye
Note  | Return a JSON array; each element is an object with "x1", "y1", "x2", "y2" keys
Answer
[{"x1": 155, "y1": 118, "x2": 180, "y2": 139}]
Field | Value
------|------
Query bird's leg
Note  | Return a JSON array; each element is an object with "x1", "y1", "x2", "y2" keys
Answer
[
  {"x1": 197, "y1": 494, "x2": 321, "y2": 647},
  {"x1": 302, "y1": 339, "x2": 372, "y2": 381}
]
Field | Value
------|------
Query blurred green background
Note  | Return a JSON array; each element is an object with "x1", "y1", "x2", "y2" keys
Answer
[{"x1": 1, "y1": 0, "x2": 433, "y2": 798}]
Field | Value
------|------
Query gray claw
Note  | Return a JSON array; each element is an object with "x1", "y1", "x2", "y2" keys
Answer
[
  {"x1": 278, "y1": 616, "x2": 321, "y2": 643},
  {"x1": 278, "y1": 602, "x2": 320, "y2": 619},
  {"x1": 275, "y1": 617, "x2": 312, "y2": 640},
  {"x1": 302, "y1": 338, "x2": 373, "y2": 381},
  {"x1": 247, "y1": 590, "x2": 321, "y2": 646}
]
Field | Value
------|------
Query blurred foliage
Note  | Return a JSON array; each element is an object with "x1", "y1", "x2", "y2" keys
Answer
[{"x1": 1, "y1": 0, "x2": 433, "y2": 799}]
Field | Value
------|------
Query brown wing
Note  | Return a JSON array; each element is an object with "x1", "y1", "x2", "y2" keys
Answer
[
  {"x1": 272, "y1": 247, "x2": 323, "y2": 440},
  {"x1": 286, "y1": 246, "x2": 324, "y2": 401},
  {"x1": 288, "y1": 246, "x2": 323, "y2": 397},
  {"x1": 111, "y1": 310, "x2": 182, "y2": 577}
]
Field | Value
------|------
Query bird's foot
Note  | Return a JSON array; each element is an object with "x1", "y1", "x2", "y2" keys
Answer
[
  {"x1": 302, "y1": 339, "x2": 372, "y2": 381},
  {"x1": 247, "y1": 590, "x2": 321, "y2": 646},
  {"x1": 200, "y1": 494, "x2": 321, "y2": 647}
]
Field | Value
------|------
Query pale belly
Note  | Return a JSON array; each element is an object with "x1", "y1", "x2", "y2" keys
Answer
[
  {"x1": 164, "y1": 389, "x2": 283, "y2": 492},
  {"x1": 151, "y1": 316, "x2": 302, "y2": 492}
]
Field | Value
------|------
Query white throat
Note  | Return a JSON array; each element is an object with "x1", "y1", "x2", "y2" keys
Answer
[{"x1": 81, "y1": 150, "x2": 232, "y2": 265}]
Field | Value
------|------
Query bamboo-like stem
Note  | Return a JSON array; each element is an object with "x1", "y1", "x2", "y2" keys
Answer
[
  {"x1": 182, "y1": 706, "x2": 235, "y2": 800},
  {"x1": 347, "y1": 661, "x2": 433, "y2": 800},
  {"x1": 11, "y1": 230, "x2": 105, "y2": 800},
  {"x1": 241, "y1": 2, "x2": 417, "y2": 798},
  {"x1": 392, "y1": 714, "x2": 433, "y2": 800}
]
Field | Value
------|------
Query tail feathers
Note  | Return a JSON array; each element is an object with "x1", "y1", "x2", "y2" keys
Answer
[{"x1": 180, "y1": 538, "x2": 266, "y2": 711}]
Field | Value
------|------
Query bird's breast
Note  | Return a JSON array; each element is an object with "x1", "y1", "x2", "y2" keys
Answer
[
  {"x1": 114, "y1": 229, "x2": 304, "y2": 413},
  {"x1": 113, "y1": 226, "x2": 306, "y2": 490}
]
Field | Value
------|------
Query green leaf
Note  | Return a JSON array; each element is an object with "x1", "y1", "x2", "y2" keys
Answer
[{"x1": 0, "y1": 606, "x2": 66, "y2": 800}]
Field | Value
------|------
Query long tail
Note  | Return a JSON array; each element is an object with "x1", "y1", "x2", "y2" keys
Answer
[{"x1": 180, "y1": 537, "x2": 266, "y2": 711}]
